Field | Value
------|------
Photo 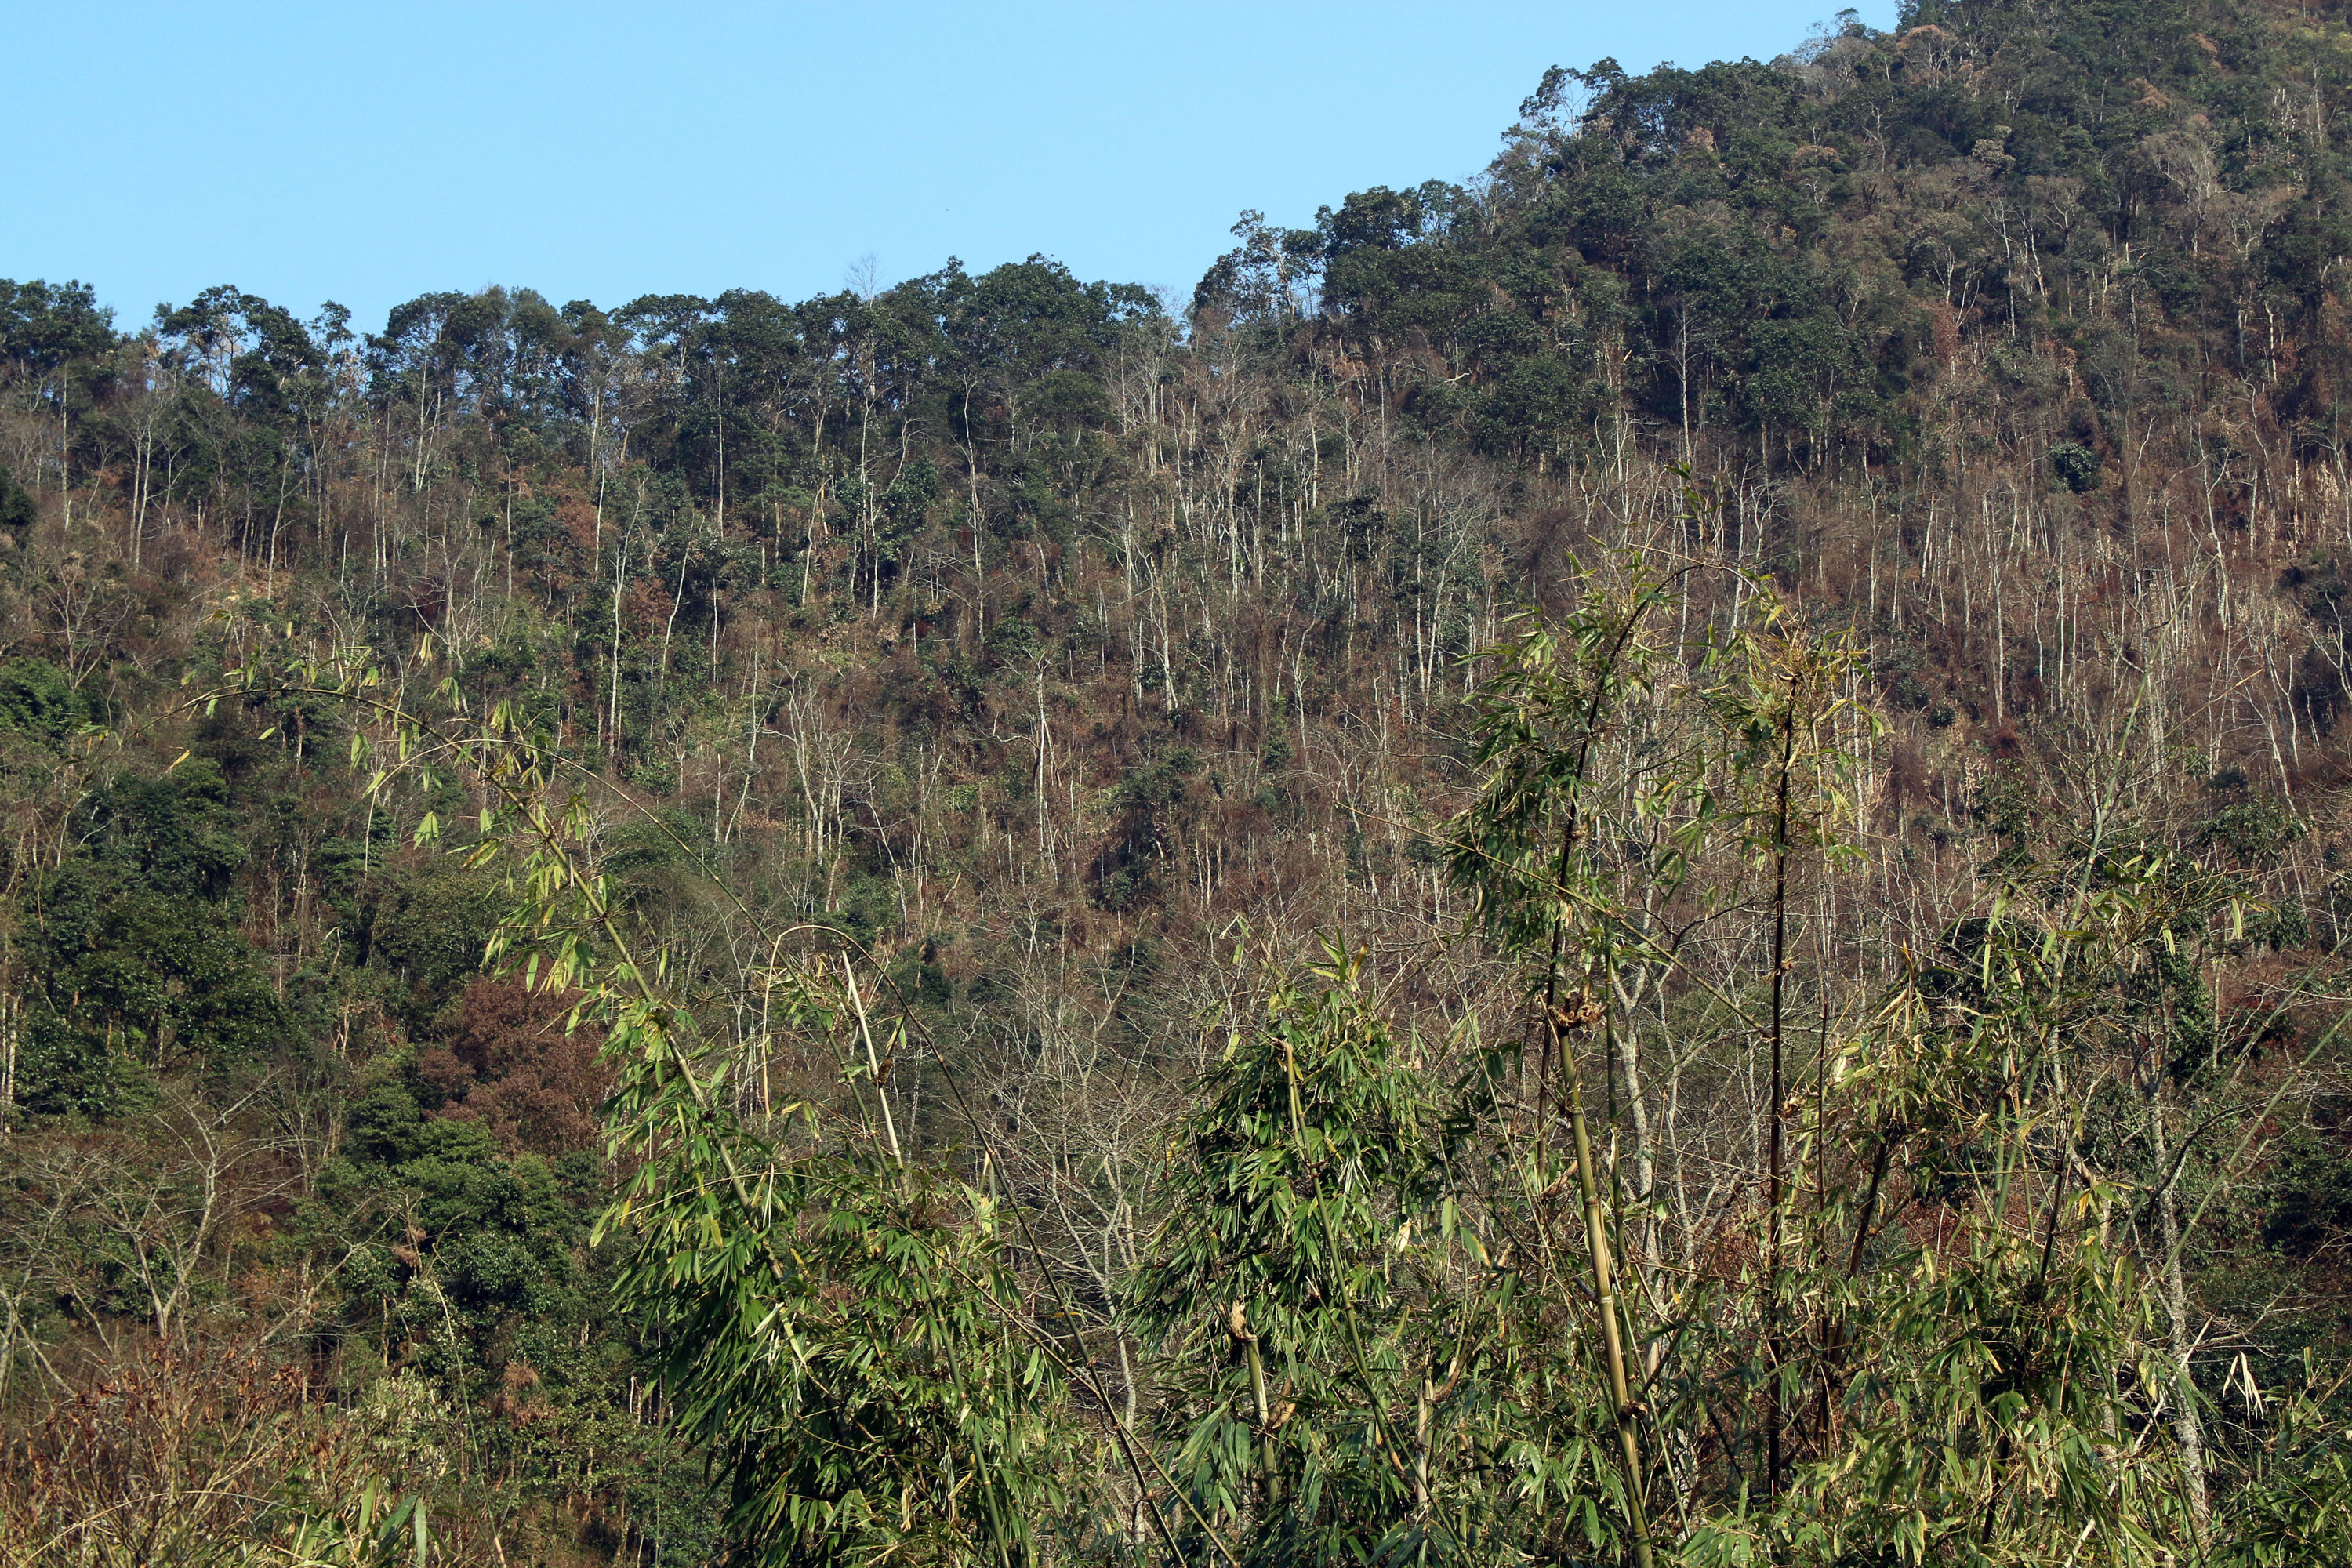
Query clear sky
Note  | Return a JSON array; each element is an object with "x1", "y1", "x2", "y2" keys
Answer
[{"x1": 5, "y1": 1, "x2": 1896, "y2": 336}]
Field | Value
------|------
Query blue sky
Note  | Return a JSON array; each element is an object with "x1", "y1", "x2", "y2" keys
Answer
[{"x1": 6, "y1": 1, "x2": 1894, "y2": 335}]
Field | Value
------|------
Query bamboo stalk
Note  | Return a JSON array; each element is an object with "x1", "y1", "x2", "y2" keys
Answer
[{"x1": 1555, "y1": 996, "x2": 1656, "y2": 1568}]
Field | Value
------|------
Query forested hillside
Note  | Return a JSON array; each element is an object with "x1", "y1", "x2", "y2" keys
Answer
[{"x1": 9, "y1": 0, "x2": 2352, "y2": 1561}]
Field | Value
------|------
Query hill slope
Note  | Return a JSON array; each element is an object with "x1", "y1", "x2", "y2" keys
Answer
[{"x1": 7, "y1": 0, "x2": 2352, "y2": 1560}]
